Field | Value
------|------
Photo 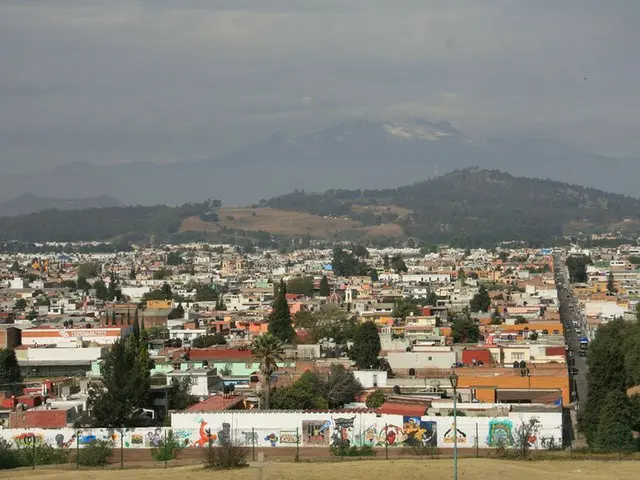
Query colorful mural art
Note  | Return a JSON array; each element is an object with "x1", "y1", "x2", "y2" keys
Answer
[
  {"x1": 279, "y1": 431, "x2": 298, "y2": 444},
  {"x1": 487, "y1": 419, "x2": 514, "y2": 447},
  {"x1": 331, "y1": 417, "x2": 355, "y2": 447},
  {"x1": 402, "y1": 417, "x2": 437, "y2": 447},
  {"x1": 442, "y1": 422, "x2": 468, "y2": 445},
  {"x1": 0, "y1": 412, "x2": 563, "y2": 451},
  {"x1": 264, "y1": 433, "x2": 279, "y2": 447},
  {"x1": 302, "y1": 420, "x2": 330, "y2": 446},
  {"x1": 13, "y1": 432, "x2": 43, "y2": 447}
]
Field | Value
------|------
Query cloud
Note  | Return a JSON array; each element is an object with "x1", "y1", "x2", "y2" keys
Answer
[{"x1": 0, "y1": 0, "x2": 639, "y2": 171}]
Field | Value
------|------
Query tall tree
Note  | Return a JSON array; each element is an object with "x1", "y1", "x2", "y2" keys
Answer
[
  {"x1": 594, "y1": 389, "x2": 635, "y2": 452},
  {"x1": 607, "y1": 271, "x2": 616, "y2": 295},
  {"x1": 0, "y1": 348, "x2": 22, "y2": 394},
  {"x1": 470, "y1": 285, "x2": 491, "y2": 312},
  {"x1": 458, "y1": 267, "x2": 466, "y2": 285},
  {"x1": 350, "y1": 321, "x2": 381, "y2": 369},
  {"x1": 268, "y1": 280, "x2": 295, "y2": 342},
  {"x1": 251, "y1": 333, "x2": 284, "y2": 410},
  {"x1": 133, "y1": 308, "x2": 140, "y2": 344},
  {"x1": 88, "y1": 338, "x2": 151, "y2": 427},
  {"x1": 451, "y1": 313, "x2": 480, "y2": 343},
  {"x1": 319, "y1": 275, "x2": 330, "y2": 297},
  {"x1": 580, "y1": 318, "x2": 630, "y2": 445},
  {"x1": 391, "y1": 255, "x2": 408, "y2": 273},
  {"x1": 383, "y1": 254, "x2": 390, "y2": 270}
]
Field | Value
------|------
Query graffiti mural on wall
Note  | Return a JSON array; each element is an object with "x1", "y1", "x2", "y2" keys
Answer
[
  {"x1": 331, "y1": 417, "x2": 355, "y2": 447},
  {"x1": 402, "y1": 417, "x2": 437, "y2": 447},
  {"x1": 241, "y1": 430, "x2": 258, "y2": 444},
  {"x1": 13, "y1": 432, "x2": 43, "y2": 447},
  {"x1": 54, "y1": 433, "x2": 76, "y2": 448},
  {"x1": 302, "y1": 421, "x2": 330, "y2": 446},
  {"x1": 279, "y1": 431, "x2": 297, "y2": 444},
  {"x1": 442, "y1": 422, "x2": 468, "y2": 445},
  {"x1": 487, "y1": 419, "x2": 513, "y2": 447},
  {"x1": 264, "y1": 433, "x2": 279, "y2": 447},
  {"x1": 193, "y1": 420, "x2": 215, "y2": 447}
]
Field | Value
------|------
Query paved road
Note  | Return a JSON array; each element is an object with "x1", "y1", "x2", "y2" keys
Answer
[{"x1": 553, "y1": 253, "x2": 589, "y2": 410}]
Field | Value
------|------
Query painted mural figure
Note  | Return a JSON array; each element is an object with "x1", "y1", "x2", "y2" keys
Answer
[
  {"x1": 442, "y1": 423, "x2": 467, "y2": 445},
  {"x1": 218, "y1": 423, "x2": 231, "y2": 446},
  {"x1": 331, "y1": 417, "x2": 355, "y2": 447},
  {"x1": 487, "y1": 419, "x2": 514, "y2": 447}
]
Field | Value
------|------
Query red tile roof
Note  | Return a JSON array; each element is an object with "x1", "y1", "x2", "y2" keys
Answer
[
  {"x1": 185, "y1": 395, "x2": 245, "y2": 412},
  {"x1": 378, "y1": 402, "x2": 428, "y2": 417},
  {"x1": 171, "y1": 348, "x2": 252, "y2": 361}
]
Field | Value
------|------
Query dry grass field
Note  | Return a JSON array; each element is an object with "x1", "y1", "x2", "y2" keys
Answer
[
  {"x1": 7, "y1": 459, "x2": 638, "y2": 480},
  {"x1": 180, "y1": 206, "x2": 405, "y2": 238}
]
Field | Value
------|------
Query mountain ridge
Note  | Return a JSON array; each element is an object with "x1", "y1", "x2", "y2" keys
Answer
[
  {"x1": 0, "y1": 118, "x2": 637, "y2": 206},
  {"x1": 0, "y1": 193, "x2": 124, "y2": 217}
]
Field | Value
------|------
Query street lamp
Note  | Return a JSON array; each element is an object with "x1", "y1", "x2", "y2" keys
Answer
[{"x1": 449, "y1": 371, "x2": 459, "y2": 480}]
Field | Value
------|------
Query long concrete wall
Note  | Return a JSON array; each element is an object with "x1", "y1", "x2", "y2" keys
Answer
[{"x1": 0, "y1": 411, "x2": 562, "y2": 450}]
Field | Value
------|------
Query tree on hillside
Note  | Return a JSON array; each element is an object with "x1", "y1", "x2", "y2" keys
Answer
[
  {"x1": 251, "y1": 333, "x2": 285, "y2": 410},
  {"x1": 391, "y1": 255, "x2": 408, "y2": 273},
  {"x1": 169, "y1": 377, "x2": 194, "y2": 411},
  {"x1": 350, "y1": 321, "x2": 381, "y2": 369},
  {"x1": 566, "y1": 255, "x2": 591, "y2": 283},
  {"x1": 369, "y1": 269, "x2": 379, "y2": 282},
  {"x1": 332, "y1": 247, "x2": 367, "y2": 277},
  {"x1": 366, "y1": 389, "x2": 386, "y2": 408},
  {"x1": 580, "y1": 318, "x2": 630, "y2": 445},
  {"x1": 195, "y1": 285, "x2": 217, "y2": 302},
  {"x1": 271, "y1": 370, "x2": 327, "y2": 410},
  {"x1": 287, "y1": 276, "x2": 314, "y2": 297},
  {"x1": 77, "y1": 276, "x2": 91, "y2": 292},
  {"x1": 425, "y1": 290, "x2": 439, "y2": 306},
  {"x1": 166, "y1": 252, "x2": 184, "y2": 266},
  {"x1": 319, "y1": 275, "x2": 330, "y2": 297},
  {"x1": 0, "y1": 349, "x2": 22, "y2": 394},
  {"x1": 88, "y1": 337, "x2": 151, "y2": 427},
  {"x1": 321, "y1": 364, "x2": 363, "y2": 409},
  {"x1": 458, "y1": 267, "x2": 466, "y2": 285},
  {"x1": 13, "y1": 298, "x2": 27, "y2": 311},
  {"x1": 352, "y1": 244, "x2": 369, "y2": 259},
  {"x1": 93, "y1": 279, "x2": 108, "y2": 301},
  {"x1": 383, "y1": 254, "x2": 390, "y2": 270},
  {"x1": 470, "y1": 285, "x2": 491, "y2": 312},
  {"x1": 268, "y1": 280, "x2": 295, "y2": 342},
  {"x1": 594, "y1": 389, "x2": 635, "y2": 452},
  {"x1": 451, "y1": 313, "x2": 480, "y2": 343},
  {"x1": 607, "y1": 271, "x2": 616, "y2": 295},
  {"x1": 304, "y1": 305, "x2": 358, "y2": 345},
  {"x1": 271, "y1": 366, "x2": 361, "y2": 410},
  {"x1": 393, "y1": 297, "x2": 422, "y2": 320}
]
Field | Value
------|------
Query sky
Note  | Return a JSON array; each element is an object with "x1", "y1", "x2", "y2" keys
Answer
[{"x1": 2, "y1": 0, "x2": 640, "y2": 173}]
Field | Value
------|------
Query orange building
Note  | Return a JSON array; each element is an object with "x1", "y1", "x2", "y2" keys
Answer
[{"x1": 453, "y1": 365, "x2": 569, "y2": 404}]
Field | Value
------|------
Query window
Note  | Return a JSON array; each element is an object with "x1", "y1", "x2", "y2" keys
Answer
[
  {"x1": 373, "y1": 374, "x2": 378, "y2": 387},
  {"x1": 512, "y1": 352, "x2": 524, "y2": 361},
  {"x1": 428, "y1": 356, "x2": 432, "y2": 361}
]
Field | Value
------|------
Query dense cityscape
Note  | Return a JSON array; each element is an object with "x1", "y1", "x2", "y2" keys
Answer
[{"x1": 0, "y1": 240, "x2": 638, "y2": 469}]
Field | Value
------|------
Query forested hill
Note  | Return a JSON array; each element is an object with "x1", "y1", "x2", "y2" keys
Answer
[
  {"x1": 0, "y1": 201, "x2": 221, "y2": 243},
  {"x1": 266, "y1": 168, "x2": 640, "y2": 246},
  {"x1": 1, "y1": 169, "x2": 638, "y2": 247}
]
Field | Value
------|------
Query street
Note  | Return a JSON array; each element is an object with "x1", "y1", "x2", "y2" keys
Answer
[{"x1": 552, "y1": 253, "x2": 589, "y2": 411}]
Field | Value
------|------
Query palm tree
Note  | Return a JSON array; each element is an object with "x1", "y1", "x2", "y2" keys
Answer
[{"x1": 251, "y1": 333, "x2": 284, "y2": 410}]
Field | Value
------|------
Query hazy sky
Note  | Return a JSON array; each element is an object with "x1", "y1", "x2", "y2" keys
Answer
[{"x1": 2, "y1": 0, "x2": 639, "y2": 173}]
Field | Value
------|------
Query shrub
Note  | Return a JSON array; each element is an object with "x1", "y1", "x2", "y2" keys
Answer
[
  {"x1": 151, "y1": 430, "x2": 183, "y2": 461},
  {"x1": 203, "y1": 440, "x2": 248, "y2": 469},
  {"x1": 78, "y1": 439, "x2": 113, "y2": 467},
  {"x1": 18, "y1": 443, "x2": 69, "y2": 467},
  {"x1": 330, "y1": 443, "x2": 377, "y2": 457},
  {"x1": 0, "y1": 439, "x2": 20, "y2": 470}
]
